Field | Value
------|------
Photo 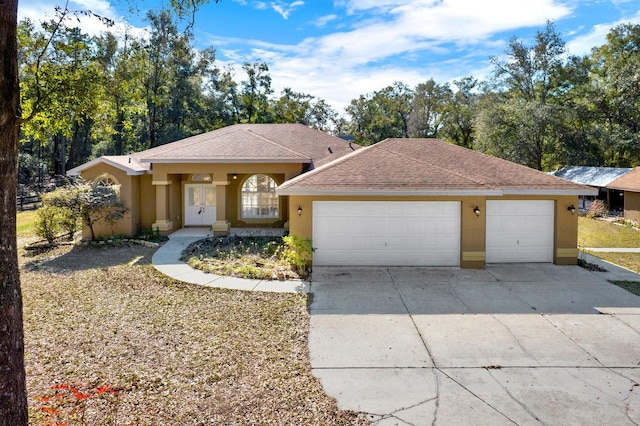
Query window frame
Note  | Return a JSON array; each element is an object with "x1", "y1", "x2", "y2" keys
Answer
[{"x1": 240, "y1": 174, "x2": 279, "y2": 220}]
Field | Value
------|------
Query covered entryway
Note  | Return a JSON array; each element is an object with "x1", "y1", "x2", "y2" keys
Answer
[
  {"x1": 184, "y1": 184, "x2": 216, "y2": 226},
  {"x1": 312, "y1": 201, "x2": 461, "y2": 266},
  {"x1": 486, "y1": 200, "x2": 554, "y2": 263}
]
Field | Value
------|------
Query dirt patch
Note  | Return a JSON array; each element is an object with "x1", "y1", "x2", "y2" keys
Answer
[{"x1": 21, "y1": 241, "x2": 160, "y2": 272}]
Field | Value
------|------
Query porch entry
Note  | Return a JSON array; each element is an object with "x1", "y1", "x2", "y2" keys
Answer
[{"x1": 185, "y1": 184, "x2": 216, "y2": 226}]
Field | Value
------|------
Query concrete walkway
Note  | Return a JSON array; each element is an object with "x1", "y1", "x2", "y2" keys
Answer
[
  {"x1": 151, "y1": 228, "x2": 309, "y2": 293},
  {"x1": 585, "y1": 247, "x2": 640, "y2": 253}
]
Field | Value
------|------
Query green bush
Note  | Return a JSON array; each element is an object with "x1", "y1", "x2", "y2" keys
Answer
[
  {"x1": 281, "y1": 235, "x2": 314, "y2": 274},
  {"x1": 35, "y1": 206, "x2": 62, "y2": 243}
]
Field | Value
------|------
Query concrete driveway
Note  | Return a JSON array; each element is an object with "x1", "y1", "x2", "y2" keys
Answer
[{"x1": 309, "y1": 261, "x2": 640, "y2": 425}]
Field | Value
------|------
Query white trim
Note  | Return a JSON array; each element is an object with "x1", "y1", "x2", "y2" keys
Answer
[
  {"x1": 277, "y1": 188, "x2": 596, "y2": 197},
  {"x1": 500, "y1": 189, "x2": 598, "y2": 196},
  {"x1": 67, "y1": 156, "x2": 148, "y2": 176},
  {"x1": 139, "y1": 158, "x2": 308, "y2": 164}
]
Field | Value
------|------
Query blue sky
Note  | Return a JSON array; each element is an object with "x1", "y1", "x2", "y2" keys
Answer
[{"x1": 18, "y1": 0, "x2": 640, "y2": 111}]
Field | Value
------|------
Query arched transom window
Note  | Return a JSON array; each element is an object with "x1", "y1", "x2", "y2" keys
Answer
[
  {"x1": 241, "y1": 174, "x2": 278, "y2": 219},
  {"x1": 94, "y1": 174, "x2": 119, "y2": 187}
]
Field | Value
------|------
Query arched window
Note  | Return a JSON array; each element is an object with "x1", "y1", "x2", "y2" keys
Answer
[
  {"x1": 241, "y1": 174, "x2": 278, "y2": 219},
  {"x1": 191, "y1": 173, "x2": 212, "y2": 182},
  {"x1": 94, "y1": 174, "x2": 119, "y2": 187}
]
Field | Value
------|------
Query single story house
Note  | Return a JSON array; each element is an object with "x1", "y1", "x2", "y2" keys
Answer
[
  {"x1": 551, "y1": 166, "x2": 632, "y2": 213},
  {"x1": 608, "y1": 167, "x2": 640, "y2": 223},
  {"x1": 69, "y1": 124, "x2": 595, "y2": 269}
]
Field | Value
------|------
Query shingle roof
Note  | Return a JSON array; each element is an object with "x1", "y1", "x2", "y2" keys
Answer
[
  {"x1": 137, "y1": 123, "x2": 358, "y2": 166},
  {"x1": 277, "y1": 138, "x2": 596, "y2": 196},
  {"x1": 608, "y1": 167, "x2": 640, "y2": 192},
  {"x1": 67, "y1": 155, "x2": 149, "y2": 176},
  {"x1": 551, "y1": 166, "x2": 632, "y2": 187}
]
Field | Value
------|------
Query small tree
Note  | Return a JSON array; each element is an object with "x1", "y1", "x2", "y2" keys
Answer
[{"x1": 42, "y1": 176, "x2": 128, "y2": 241}]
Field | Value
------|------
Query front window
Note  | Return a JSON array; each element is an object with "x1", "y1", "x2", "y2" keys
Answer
[{"x1": 241, "y1": 174, "x2": 279, "y2": 219}]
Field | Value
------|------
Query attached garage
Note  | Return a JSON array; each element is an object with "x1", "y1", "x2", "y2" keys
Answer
[
  {"x1": 486, "y1": 200, "x2": 554, "y2": 263},
  {"x1": 278, "y1": 138, "x2": 596, "y2": 269},
  {"x1": 312, "y1": 201, "x2": 460, "y2": 266}
]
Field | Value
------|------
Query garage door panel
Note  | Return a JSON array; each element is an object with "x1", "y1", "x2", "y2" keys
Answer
[
  {"x1": 313, "y1": 201, "x2": 460, "y2": 266},
  {"x1": 486, "y1": 200, "x2": 554, "y2": 263}
]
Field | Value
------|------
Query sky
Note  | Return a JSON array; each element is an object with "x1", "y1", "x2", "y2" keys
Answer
[{"x1": 17, "y1": 0, "x2": 640, "y2": 112}]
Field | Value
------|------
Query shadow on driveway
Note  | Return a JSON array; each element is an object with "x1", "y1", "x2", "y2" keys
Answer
[{"x1": 310, "y1": 264, "x2": 640, "y2": 315}]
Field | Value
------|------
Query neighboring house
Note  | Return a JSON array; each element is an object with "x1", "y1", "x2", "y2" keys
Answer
[
  {"x1": 608, "y1": 167, "x2": 640, "y2": 224},
  {"x1": 551, "y1": 166, "x2": 632, "y2": 213},
  {"x1": 70, "y1": 124, "x2": 595, "y2": 269}
]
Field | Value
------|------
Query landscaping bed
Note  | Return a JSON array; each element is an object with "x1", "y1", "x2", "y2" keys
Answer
[{"x1": 181, "y1": 235, "x2": 309, "y2": 280}]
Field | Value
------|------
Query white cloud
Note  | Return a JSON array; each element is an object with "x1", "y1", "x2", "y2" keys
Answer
[
  {"x1": 271, "y1": 1, "x2": 305, "y2": 19},
  {"x1": 206, "y1": 0, "x2": 579, "y2": 110},
  {"x1": 17, "y1": 0, "x2": 146, "y2": 38},
  {"x1": 566, "y1": 10, "x2": 640, "y2": 56}
]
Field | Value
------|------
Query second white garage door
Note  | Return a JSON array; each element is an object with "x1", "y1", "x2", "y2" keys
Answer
[
  {"x1": 312, "y1": 201, "x2": 460, "y2": 266},
  {"x1": 486, "y1": 200, "x2": 554, "y2": 263}
]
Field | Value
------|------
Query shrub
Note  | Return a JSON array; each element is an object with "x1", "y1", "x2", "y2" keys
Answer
[
  {"x1": 42, "y1": 175, "x2": 129, "y2": 241},
  {"x1": 35, "y1": 206, "x2": 62, "y2": 243},
  {"x1": 586, "y1": 199, "x2": 609, "y2": 218},
  {"x1": 281, "y1": 235, "x2": 314, "y2": 275}
]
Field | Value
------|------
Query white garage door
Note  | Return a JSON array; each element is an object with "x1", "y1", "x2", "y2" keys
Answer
[
  {"x1": 312, "y1": 201, "x2": 460, "y2": 266},
  {"x1": 486, "y1": 200, "x2": 554, "y2": 263}
]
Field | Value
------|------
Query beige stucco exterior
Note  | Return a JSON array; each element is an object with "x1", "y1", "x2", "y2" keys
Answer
[
  {"x1": 623, "y1": 191, "x2": 640, "y2": 224},
  {"x1": 78, "y1": 161, "x2": 304, "y2": 239},
  {"x1": 287, "y1": 194, "x2": 579, "y2": 269}
]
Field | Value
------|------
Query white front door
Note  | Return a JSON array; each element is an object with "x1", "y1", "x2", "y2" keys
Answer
[{"x1": 185, "y1": 184, "x2": 216, "y2": 226}]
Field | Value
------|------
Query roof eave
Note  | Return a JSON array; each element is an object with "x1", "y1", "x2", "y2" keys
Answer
[
  {"x1": 276, "y1": 189, "x2": 504, "y2": 196},
  {"x1": 501, "y1": 188, "x2": 599, "y2": 196},
  {"x1": 139, "y1": 158, "x2": 309, "y2": 164},
  {"x1": 66, "y1": 157, "x2": 148, "y2": 176},
  {"x1": 277, "y1": 188, "x2": 598, "y2": 197}
]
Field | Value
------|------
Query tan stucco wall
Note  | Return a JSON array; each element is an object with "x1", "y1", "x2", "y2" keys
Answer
[
  {"x1": 79, "y1": 164, "x2": 140, "y2": 239},
  {"x1": 624, "y1": 191, "x2": 640, "y2": 224},
  {"x1": 151, "y1": 163, "x2": 303, "y2": 232},
  {"x1": 288, "y1": 194, "x2": 580, "y2": 269},
  {"x1": 139, "y1": 174, "x2": 156, "y2": 230}
]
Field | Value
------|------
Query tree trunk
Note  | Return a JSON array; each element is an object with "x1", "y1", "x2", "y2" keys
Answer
[{"x1": 0, "y1": 0, "x2": 29, "y2": 424}]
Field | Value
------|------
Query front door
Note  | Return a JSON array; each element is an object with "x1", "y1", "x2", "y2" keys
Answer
[{"x1": 185, "y1": 184, "x2": 216, "y2": 226}]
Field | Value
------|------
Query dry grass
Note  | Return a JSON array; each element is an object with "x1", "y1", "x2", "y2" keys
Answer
[
  {"x1": 21, "y1": 245, "x2": 365, "y2": 425},
  {"x1": 590, "y1": 252, "x2": 640, "y2": 275},
  {"x1": 17, "y1": 210, "x2": 39, "y2": 238},
  {"x1": 578, "y1": 216, "x2": 640, "y2": 248}
]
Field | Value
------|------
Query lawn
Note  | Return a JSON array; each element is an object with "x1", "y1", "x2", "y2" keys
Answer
[
  {"x1": 17, "y1": 220, "x2": 364, "y2": 424},
  {"x1": 578, "y1": 216, "x2": 640, "y2": 248},
  {"x1": 17, "y1": 210, "x2": 39, "y2": 238},
  {"x1": 578, "y1": 216, "x2": 640, "y2": 280}
]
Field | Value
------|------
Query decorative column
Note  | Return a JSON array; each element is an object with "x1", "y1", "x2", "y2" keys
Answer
[
  {"x1": 151, "y1": 180, "x2": 173, "y2": 233},
  {"x1": 212, "y1": 180, "x2": 230, "y2": 236}
]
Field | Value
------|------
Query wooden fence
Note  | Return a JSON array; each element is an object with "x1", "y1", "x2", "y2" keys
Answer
[{"x1": 17, "y1": 194, "x2": 41, "y2": 211}]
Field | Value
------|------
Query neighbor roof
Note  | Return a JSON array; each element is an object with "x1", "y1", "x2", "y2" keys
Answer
[
  {"x1": 277, "y1": 138, "x2": 596, "y2": 196},
  {"x1": 552, "y1": 166, "x2": 632, "y2": 187},
  {"x1": 137, "y1": 123, "x2": 358, "y2": 165},
  {"x1": 608, "y1": 167, "x2": 640, "y2": 192}
]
